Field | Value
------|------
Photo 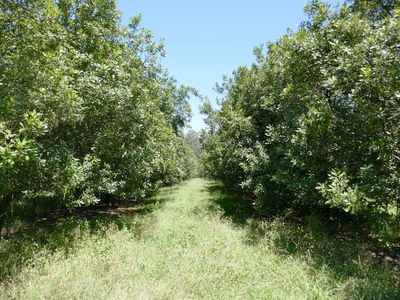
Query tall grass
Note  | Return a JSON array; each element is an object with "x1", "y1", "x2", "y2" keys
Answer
[{"x1": 0, "y1": 179, "x2": 398, "y2": 299}]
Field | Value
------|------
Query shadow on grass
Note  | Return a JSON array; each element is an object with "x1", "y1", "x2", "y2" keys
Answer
[
  {"x1": 0, "y1": 185, "x2": 177, "y2": 281},
  {"x1": 205, "y1": 183, "x2": 255, "y2": 226},
  {"x1": 206, "y1": 182, "x2": 400, "y2": 299}
]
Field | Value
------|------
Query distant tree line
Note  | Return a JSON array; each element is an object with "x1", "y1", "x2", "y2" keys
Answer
[
  {"x1": 0, "y1": 0, "x2": 198, "y2": 229},
  {"x1": 202, "y1": 0, "x2": 400, "y2": 243}
]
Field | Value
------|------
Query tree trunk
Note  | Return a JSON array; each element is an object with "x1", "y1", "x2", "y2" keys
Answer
[{"x1": 0, "y1": 197, "x2": 12, "y2": 234}]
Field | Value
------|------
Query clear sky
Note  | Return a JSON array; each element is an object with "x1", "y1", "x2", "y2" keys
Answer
[{"x1": 116, "y1": 0, "x2": 343, "y2": 131}]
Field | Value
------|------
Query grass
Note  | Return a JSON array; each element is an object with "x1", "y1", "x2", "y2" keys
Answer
[{"x1": 0, "y1": 178, "x2": 399, "y2": 299}]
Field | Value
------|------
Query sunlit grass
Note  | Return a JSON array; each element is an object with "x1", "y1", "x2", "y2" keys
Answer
[{"x1": 1, "y1": 179, "x2": 398, "y2": 299}]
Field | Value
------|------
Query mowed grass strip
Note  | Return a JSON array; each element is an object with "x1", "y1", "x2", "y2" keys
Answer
[{"x1": 1, "y1": 179, "x2": 398, "y2": 299}]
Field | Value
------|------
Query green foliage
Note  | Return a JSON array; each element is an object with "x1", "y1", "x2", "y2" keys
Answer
[
  {"x1": 184, "y1": 130, "x2": 204, "y2": 177},
  {"x1": 0, "y1": 0, "x2": 195, "y2": 226},
  {"x1": 0, "y1": 110, "x2": 46, "y2": 225},
  {"x1": 203, "y1": 0, "x2": 400, "y2": 242},
  {"x1": 317, "y1": 169, "x2": 365, "y2": 214}
]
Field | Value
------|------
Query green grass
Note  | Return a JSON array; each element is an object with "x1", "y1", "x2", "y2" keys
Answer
[{"x1": 0, "y1": 179, "x2": 398, "y2": 299}]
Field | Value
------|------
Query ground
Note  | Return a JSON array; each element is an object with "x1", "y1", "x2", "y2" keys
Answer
[{"x1": 0, "y1": 179, "x2": 398, "y2": 299}]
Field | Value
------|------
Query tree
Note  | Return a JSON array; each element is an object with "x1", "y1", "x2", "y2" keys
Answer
[
  {"x1": 203, "y1": 0, "x2": 400, "y2": 241},
  {"x1": 0, "y1": 0, "x2": 195, "y2": 230}
]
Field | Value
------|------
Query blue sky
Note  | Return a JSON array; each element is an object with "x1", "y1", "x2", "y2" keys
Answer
[{"x1": 116, "y1": 0, "x2": 343, "y2": 131}]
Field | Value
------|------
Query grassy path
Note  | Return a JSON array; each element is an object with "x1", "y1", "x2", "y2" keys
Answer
[{"x1": 1, "y1": 179, "x2": 398, "y2": 299}]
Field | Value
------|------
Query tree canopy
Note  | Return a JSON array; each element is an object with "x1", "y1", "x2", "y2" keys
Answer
[
  {"x1": 202, "y1": 0, "x2": 400, "y2": 242},
  {"x1": 0, "y1": 0, "x2": 197, "y2": 228}
]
